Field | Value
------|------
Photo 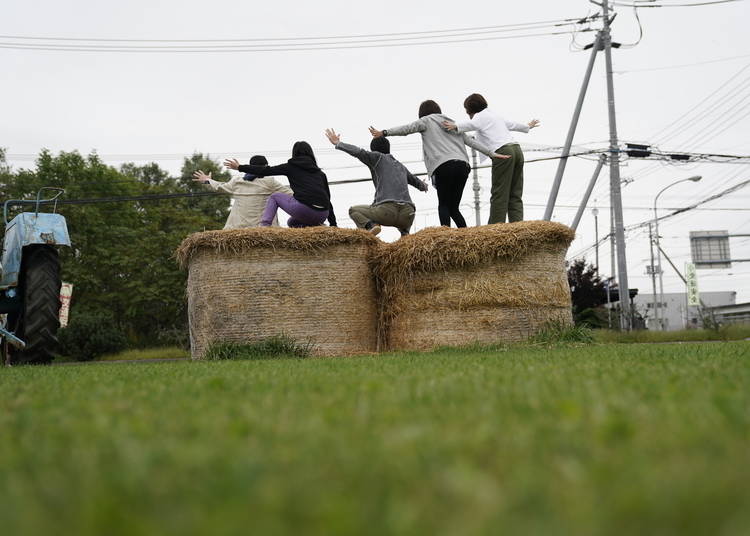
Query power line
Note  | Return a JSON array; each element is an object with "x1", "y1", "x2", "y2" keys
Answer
[
  {"x1": 614, "y1": 53, "x2": 750, "y2": 73},
  {"x1": 610, "y1": 0, "x2": 744, "y2": 7},
  {"x1": 0, "y1": 28, "x2": 595, "y2": 53},
  {"x1": 0, "y1": 17, "x2": 586, "y2": 43},
  {"x1": 568, "y1": 178, "x2": 750, "y2": 259},
  {"x1": 649, "y1": 63, "x2": 750, "y2": 142}
]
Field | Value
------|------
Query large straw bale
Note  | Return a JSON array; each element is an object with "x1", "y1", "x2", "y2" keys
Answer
[
  {"x1": 370, "y1": 221, "x2": 576, "y2": 350},
  {"x1": 177, "y1": 227, "x2": 380, "y2": 359}
]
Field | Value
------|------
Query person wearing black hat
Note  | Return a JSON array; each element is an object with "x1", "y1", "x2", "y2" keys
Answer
[
  {"x1": 224, "y1": 142, "x2": 337, "y2": 228},
  {"x1": 193, "y1": 154, "x2": 292, "y2": 228},
  {"x1": 324, "y1": 128, "x2": 427, "y2": 236}
]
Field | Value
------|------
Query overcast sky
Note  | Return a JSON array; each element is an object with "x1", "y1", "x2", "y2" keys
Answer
[{"x1": 3, "y1": 0, "x2": 749, "y2": 304}]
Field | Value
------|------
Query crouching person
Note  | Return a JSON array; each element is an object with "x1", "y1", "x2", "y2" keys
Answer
[{"x1": 324, "y1": 128, "x2": 427, "y2": 236}]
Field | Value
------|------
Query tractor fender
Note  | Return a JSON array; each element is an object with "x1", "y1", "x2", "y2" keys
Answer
[{"x1": 1, "y1": 213, "x2": 70, "y2": 289}]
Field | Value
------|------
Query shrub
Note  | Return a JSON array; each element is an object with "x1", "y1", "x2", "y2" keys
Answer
[
  {"x1": 204, "y1": 335, "x2": 314, "y2": 361},
  {"x1": 529, "y1": 321, "x2": 594, "y2": 344},
  {"x1": 58, "y1": 311, "x2": 128, "y2": 361}
]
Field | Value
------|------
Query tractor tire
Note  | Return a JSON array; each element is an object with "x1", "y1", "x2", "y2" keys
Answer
[{"x1": 9, "y1": 245, "x2": 62, "y2": 365}]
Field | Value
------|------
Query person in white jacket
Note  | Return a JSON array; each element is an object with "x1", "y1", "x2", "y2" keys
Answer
[
  {"x1": 443, "y1": 93, "x2": 539, "y2": 224},
  {"x1": 193, "y1": 155, "x2": 292, "y2": 228}
]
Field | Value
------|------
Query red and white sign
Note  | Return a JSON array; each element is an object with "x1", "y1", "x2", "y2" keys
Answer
[{"x1": 59, "y1": 283, "x2": 73, "y2": 328}]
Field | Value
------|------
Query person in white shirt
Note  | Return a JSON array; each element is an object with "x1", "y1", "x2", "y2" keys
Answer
[
  {"x1": 192, "y1": 155, "x2": 292, "y2": 229},
  {"x1": 443, "y1": 93, "x2": 539, "y2": 224}
]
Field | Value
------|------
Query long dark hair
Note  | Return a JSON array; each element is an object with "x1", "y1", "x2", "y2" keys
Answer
[
  {"x1": 418, "y1": 100, "x2": 442, "y2": 118},
  {"x1": 292, "y1": 141, "x2": 317, "y2": 165}
]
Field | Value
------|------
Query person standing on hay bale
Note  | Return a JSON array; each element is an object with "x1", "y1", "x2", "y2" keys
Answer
[
  {"x1": 369, "y1": 99, "x2": 509, "y2": 228},
  {"x1": 442, "y1": 93, "x2": 540, "y2": 224},
  {"x1": 224, "y1": 141, "x2": 337, "y2": 228},
  {"x1": 324, "y1": 128, "x2": 428, "y2": 237},
  {"x1": 192, "y1": 155, "x2": 292, "y2": 228}
]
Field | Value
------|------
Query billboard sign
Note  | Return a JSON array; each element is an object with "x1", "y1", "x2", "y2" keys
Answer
[{"x1": 690, "y1": 231, "x2": 731, "y2": 269}]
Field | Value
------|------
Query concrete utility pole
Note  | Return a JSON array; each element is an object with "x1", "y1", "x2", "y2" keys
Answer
[
  {"x1": 471, "y1": 148, "x2": 481, "y2": 226},
  {"x1": 543, "y1": 31, "x2": 602, "y2": 221},
  {"x1": 648, "y1": 223, "x2": 660, "y2": 329},
  {"x1": 602, "y1": 0, "x2": 631, "y2": 330},
  {"x1": 571, "y1": 154, "x2": 606, "y2": 232},
  {"x1": 593, "y1": 207, "x2": 600, "y2": 271}
]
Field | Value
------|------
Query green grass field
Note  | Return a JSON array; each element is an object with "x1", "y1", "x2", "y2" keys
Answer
[{"x1": 2, "y1": 341, "x2": 748, "y2": 535}]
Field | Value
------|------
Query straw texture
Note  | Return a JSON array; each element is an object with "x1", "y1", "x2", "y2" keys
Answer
[
  {"x1": 178, "y1": 227, "x2": 380, "y2": 358},
  {"x1": 370, "y1": 221, "x2": 575, "y2": 350}
]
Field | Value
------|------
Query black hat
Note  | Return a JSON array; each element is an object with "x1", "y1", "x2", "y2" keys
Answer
[
  {"x1": 248, "y1": 155, "x2": 269, "y2": 166},
  {"x1": 370, "y1": 137, "x2": 390, "y2": 154}
]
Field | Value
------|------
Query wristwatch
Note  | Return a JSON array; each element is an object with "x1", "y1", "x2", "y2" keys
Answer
[{"x1": 383, "y1": 129, "x2": 388, "y2": 137}]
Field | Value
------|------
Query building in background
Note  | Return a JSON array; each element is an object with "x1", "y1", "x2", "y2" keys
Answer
[
  {"x1": 634, "y1": 291, "x2": 736, "y2": 331},
  {"x1": 707, "y1": 302, "x2": 750, "y2": 326}
]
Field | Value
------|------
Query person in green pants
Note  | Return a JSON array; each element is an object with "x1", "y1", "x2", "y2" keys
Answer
[
  {"x1": 324, "y1": 128, "x2": 428, "y2": 236},
  {"x1": 443, "y1": 93, "x2": 539, "y2": 223}
]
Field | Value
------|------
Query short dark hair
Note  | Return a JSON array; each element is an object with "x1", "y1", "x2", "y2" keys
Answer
[
  {"x1": 464, "y1": 93, "x2": 488, "y2": 115},
  {"x1": 418, "y1": 99, "x2": 442, "y2": 118},
  {"x1": 291, "y1": 141, "x2": 317, "y2": 165},
  {"x1": 248, "y1": 155, "x2": 268, "y2": 166},
  {"x1": 370, "y1": 137, "x2": 390, "y2": 154}
]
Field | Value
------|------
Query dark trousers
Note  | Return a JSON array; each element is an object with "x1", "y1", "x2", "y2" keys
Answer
[
  {"x1": 433, "y1": 159, "x2": 470, "y2": 228},
  {"x1": 489, "y1": 143, "x2": 524, "y2": 224}
]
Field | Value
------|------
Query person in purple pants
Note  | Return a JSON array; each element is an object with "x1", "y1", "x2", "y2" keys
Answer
[{"x1": 224, "y1": 141, "x2": 336, "y2": 228}]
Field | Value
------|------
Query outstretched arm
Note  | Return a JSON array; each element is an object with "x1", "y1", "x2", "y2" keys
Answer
[
  {"x1": 406, "y1": 170, "x2": 428, "y2": 192},
  {"x1": 461, "y1": 134, "x2": 511, "y2": 160},
  {"x1": 192, "y1": 170, "x2": 234, "y2": 194},
  {"x1": 444, "y1": 116, "x2": 481, "y2": 133},
  {"x1": 225, "y1": 158, "x2": 290, "y2": 179},
  {"x1": 505, "y1": 118, "x2": 540, "y2": 133},
  {"x1": 325, "y1": 128, "x2": 380, "y2": 167},
  {"x1": 370, "y1": 118, "x2": 426, "y2": 138}
]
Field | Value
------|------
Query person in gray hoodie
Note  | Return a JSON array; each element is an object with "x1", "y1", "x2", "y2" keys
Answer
[
  {"x1": 369, "y1": 99, "x2": 509, "y2": 228},
  {"x1": 324, "y1": 128, "x2": 428, "y2": 236}
]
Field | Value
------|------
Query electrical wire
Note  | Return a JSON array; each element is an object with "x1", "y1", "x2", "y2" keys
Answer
[
  {"x1": 0, "y1": 19, "x2": 599, "y2": 53},
  {"x1": 0, "y1": 17, "x2": 586, "y2": 43},
  {"x1": 614, "y1": 53, "x2": 750, "y2": 73},
  {"x1": 648, "y1": 63, "x2": 750, "y2": 142}
]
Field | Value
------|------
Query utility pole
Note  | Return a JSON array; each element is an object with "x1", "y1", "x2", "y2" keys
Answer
[
  {"x1": 593, "y1": 207, "x2": 600, "y2": 271},
  {"x1": 648, "y1": 223, "x2": 659, "y2": 330},
  {"x1": 608, "y1": 202, "x2": 615, "y2": 329},
  {"x1": 543, "y1": 31, "x2": 602, "y2": 221},
  {"x1": 602, "y1": 0, "x2": 631, "y2": 330},
  {"x1": 471, "y1": 148, "x2": 481, "y2": 226}
]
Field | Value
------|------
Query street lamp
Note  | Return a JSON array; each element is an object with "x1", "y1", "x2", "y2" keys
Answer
[{"x1": 652, "y1": 175, "x2": 702, "y2": 330}]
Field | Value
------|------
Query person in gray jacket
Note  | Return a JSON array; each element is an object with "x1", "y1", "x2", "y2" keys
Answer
[
  {"x1": 369, "y1": 99, "x2": 509, "y2": 228},
  {"x1": 324, "y1": 128, "x2": 428, "y2": 236}
]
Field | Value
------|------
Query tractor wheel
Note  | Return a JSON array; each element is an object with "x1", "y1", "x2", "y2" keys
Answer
[{"x1": 9, "y1": 245, "x2": 62, "y2": 365}]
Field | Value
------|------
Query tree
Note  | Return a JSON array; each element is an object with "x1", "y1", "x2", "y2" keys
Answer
[
  {"x1": 2, "y1": 150, "x2": 228, "y2": 352},
  {"x1": 567, "y1": 259, "x2": 613, "y2": 328}
]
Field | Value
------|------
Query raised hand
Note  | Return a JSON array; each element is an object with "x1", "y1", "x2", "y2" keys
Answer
[
  {"x1": 324, "y1": 128, "x2": 341, "y2": 145},
  {"x1": 528, "y1": 119, "x2": 541, "y2": 129},
  {"x1": 192, "y1": 170, "x2": 212, "y2": 182},
  {"x1": 442, "y1": 120, "x2": 457, "y2": 131},
  {"x1": 369, "y1": 126, "x2": 384, "y2": 138},
  {"x1": 223, "y1": 158, "x2": 240, "y2": 170}
]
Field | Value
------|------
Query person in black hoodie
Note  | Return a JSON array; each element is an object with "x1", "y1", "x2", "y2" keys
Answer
[{"x1": 224, "y1": 141, "x2": 336, "y2": 228}]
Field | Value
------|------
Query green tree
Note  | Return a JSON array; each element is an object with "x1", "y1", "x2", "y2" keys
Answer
[
  {"x1": 2, "y1": 150, "x2": 228, "y2": 351},
  {"x1": 567, "y1": 259, "x2": 611, "y2": 328}
]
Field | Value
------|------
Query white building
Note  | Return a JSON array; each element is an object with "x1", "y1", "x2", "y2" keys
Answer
[{"x1": 633, "y1": 291, "x2": 736, "y2": 331}]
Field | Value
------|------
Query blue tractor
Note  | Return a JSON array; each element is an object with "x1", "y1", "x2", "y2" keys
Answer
[{"x1": 0, "y1": 188, "x2": 70, "y2": 365}]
